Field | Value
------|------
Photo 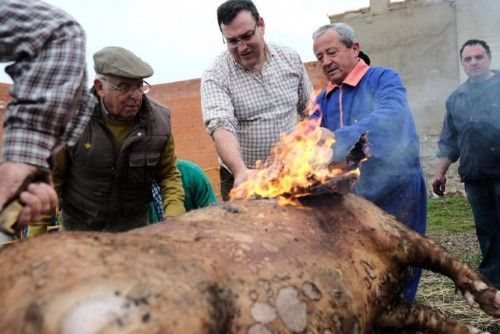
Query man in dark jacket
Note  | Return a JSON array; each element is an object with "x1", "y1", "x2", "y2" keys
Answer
[
  {"x1": 39, "y1": 46, "x2": 185, "y2": 232},
  {"x1": 433, "y1": 39, "x2": 500, "y2": 287}
]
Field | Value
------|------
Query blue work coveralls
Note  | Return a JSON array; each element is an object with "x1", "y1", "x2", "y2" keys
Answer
[{"x1": 315, "y1": 61, "x2": 427, "y2": 301}]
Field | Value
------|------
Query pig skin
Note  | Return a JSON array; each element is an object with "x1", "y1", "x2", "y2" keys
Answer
[{"x1": 0, "y1": 194, "x2": 499, "y2": 334}]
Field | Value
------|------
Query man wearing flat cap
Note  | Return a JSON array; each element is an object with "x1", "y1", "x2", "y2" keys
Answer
[{"x1": 31, "y1": 46, "x2": 185, "y2": 233}]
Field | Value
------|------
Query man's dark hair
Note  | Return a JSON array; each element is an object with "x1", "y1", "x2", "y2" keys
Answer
[
  {"x1": 460, "y1": 39, "x2": 491, "y2": 58},
  {"x1": 217, "y1": 0, "x2": 260, "y2": 31}
]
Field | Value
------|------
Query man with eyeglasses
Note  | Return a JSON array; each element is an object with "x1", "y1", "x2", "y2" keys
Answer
[
  {"x1": 201, "y1": 0, "x2": 313, "y2": 200},
  {"x1": 433, "y1": 39, "x2": 500, "y2": 288},
  {"x1": 34, "y1": 46, "x2": 185, "y2": 232}
]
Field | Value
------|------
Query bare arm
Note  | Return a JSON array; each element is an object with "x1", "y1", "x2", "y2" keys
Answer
[
  {"x1": 435, "y1": 157, "x2": 452, "y2": 177},
  {"x1": 212, "y1": 129, "x2": 249, "y2": 187}
]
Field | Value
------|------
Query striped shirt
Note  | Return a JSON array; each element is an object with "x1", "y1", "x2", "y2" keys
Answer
[
  {"x1": 0, "y1": 0, "x2": 95, "y2": 168},
  {"x1": 201, "y1": 43, "x2": 313, "y2": 168}
]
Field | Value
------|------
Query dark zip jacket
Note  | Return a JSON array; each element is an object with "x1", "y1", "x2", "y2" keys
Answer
[{"x1": 437, "y1": 70, "x2": 500, "y2": 182}]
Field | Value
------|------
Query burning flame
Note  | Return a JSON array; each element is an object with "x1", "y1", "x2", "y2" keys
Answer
[{"x1": 230, "y1": 103, "x2": 361, "y2": 204}]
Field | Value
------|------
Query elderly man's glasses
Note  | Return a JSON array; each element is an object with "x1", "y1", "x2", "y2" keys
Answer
[
  {"x1": 222, "y1": 24, "x2": 258, "y2": 47},
  {"x1": 101, "y1": 77, "x2": 151, "y2": 94}
]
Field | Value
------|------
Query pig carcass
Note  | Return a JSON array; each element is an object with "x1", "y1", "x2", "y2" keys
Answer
[{"x1": 0, "y1": 194, "x2": 499, "y2": 334}]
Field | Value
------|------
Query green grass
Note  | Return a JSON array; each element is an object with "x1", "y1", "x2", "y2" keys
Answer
[
  {"x1": 427, "y1": 194, "x2": 475, "y2": 234},
  {"x1": 426, "y1": 194, "x2": 481, "y2": 267},
  {"x1": 460, "y1": 251, "x2": 482, "y2": 268}
]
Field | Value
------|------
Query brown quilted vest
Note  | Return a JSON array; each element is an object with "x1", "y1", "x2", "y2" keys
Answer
[{"x1": 62, "y1": 97, "x2": 171, "y2": 231}]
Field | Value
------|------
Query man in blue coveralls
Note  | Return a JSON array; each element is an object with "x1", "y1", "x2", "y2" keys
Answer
[{"x1": 312, "y1": 23, "x2": 427, "y2": 302}]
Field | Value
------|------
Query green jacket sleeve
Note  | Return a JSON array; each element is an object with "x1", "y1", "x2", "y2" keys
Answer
[
  {"x1": 191, "y1": 168, "x2": 217, "y2": 209},
  {"x1": 157, "y1": 136, "x2": 185, "y2": 217}
]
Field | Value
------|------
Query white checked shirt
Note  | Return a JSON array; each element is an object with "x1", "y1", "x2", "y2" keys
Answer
[
  {"x1": 0, "y1": 0, "x2": 95, "y2": 168},
  {"x1": 201, "y1": 43, "x2": 313, "y2": 169}
]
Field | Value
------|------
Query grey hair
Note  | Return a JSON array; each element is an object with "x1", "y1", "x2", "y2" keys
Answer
[{"x1": 312, "y1": 23, "x2": 357, "y2": 48}]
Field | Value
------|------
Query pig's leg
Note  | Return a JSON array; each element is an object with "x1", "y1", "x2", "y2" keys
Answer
[
  {"x1": 375, "y1": 301, "x2": 488, "y2": 334},
  {"x1": 389, "y1": 224, "x2": 500, "y2": 318}
]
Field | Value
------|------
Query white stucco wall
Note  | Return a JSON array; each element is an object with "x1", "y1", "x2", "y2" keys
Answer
[
  {"x1": 330, "y1": 0, "x2": 498, "y2": 130},
  {"x1": 455, "y1": 0, "x2": 500, "y2": 81}
]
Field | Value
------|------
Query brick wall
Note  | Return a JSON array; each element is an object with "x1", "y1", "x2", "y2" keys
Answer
[
  {"x1": 304, "y1": 61, "x2": 329, "y2": 94},
  {"x1": 0, "y1": 61, "x2": 326, "y2": 195},
  {"x1": 0, "y1": 83, "x2": 10, "y2": 145},
  {"x1": 147, "y1": 78, "x2": 222, "y2": 194}
]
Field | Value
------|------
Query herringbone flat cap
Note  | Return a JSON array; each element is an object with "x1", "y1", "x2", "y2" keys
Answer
[{"x1": 93, "y1": 46, "x2": 153, "y2": 79}]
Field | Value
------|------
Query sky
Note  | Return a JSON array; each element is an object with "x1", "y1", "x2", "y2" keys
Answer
[{"x1": 1, "y1": 0, "x2": 370, "y2": 84}]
